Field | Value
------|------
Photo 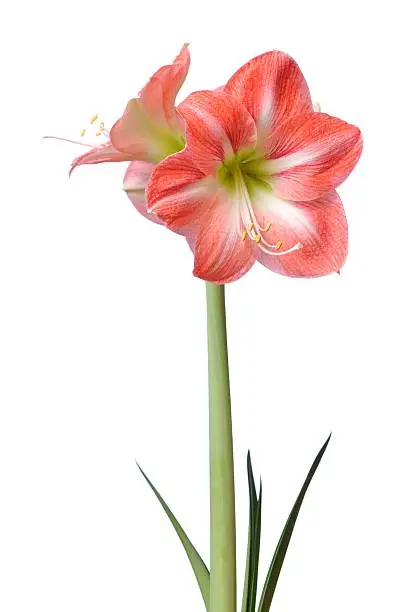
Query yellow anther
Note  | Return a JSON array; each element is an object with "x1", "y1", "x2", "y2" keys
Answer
[
  {"x1": 254, "y1": 234, "x2": 261, "y2": 244},
  {"x1": 90, "y1": 113, "x2": 99, "y2": 124},
  {"x1": 275, "y1": 240, "x2": 283, "y2": 251},
  {"x1": 248, "y1": 223, "x2": 254, "y2": 232},
  {"x1": 80, "y1": 129, "x2": 86, "y2": 137},
  {"x1": 96, "y1": 131, "x2": 102, "y2": 137},
  {"x1": 242, "y1": 230, "x2": 247, "y2": 241},
  {"x1": 99, "y1": 121, "x2": 105, "y2": 131},
  {"x1": 264, "y1": 222, "x2": 272, "y2": 231}
]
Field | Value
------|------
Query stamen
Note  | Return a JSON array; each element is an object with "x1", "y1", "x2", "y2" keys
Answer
[
  {"x1": 99, "y1": 121, "x2": 105, "y2": 131},
  {"x1": 80, "y1": 129, "x2": 86, "y2": 137},
  {"x1": 258, "y1": 241, "x2": 303, "y2": 256},
  {"x1": 90, "y1": 113, "x2": 99, "y2": 124},
  {"x1": 257, "y1": 220, "x2": 272, "y2": 232},
  {"x1": 235, "y1": 165, "x2": 302, "y2": 258}
]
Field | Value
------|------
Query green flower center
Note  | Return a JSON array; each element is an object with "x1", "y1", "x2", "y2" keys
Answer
[{"x1": 216, "y1": 152, "x2": 271, "y2": 195}]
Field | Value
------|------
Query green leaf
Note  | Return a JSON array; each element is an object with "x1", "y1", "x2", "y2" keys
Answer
[
  {"x1": 241, "y1": 452, "x2": 262, "y2": 612},
  {"x1": 258, "y1": 434, "x2": 331, "y2": 612},
  {"x1": 137, "y1": 463, "x2": 210, "y2": 611},
  {"x1": 241, "y1": 453, "x2": 257, "y2": 612}
]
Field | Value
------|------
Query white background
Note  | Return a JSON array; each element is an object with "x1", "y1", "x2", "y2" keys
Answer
[{"x1": 1, "y1": 1, "x2": 405, "y2": 611}]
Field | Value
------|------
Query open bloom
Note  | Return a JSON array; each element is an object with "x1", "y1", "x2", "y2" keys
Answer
[
  {"x1": 147, "y1": 52, "x2": 362, "y2": 283},
  {"x1": 70, "y1": 44, "x2": 190, "y2": 224}
]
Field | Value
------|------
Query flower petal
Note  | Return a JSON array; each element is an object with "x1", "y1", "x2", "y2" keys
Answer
[
  {"x1": 147, "y1": 147, "x2": 256, "y2": 282},
  {"x1": 70, "y1": 142, "x2": 131, "y2": 174},
  {"x1": 193, "y1": 193, "x2": 256, "y2": 283},
  {"x1": 109, "y1": 99, "x2": 162, "y2": 160},
  {"x1": 251, "y1": 188, "x2": 348, "y2": 277},
  {"x1": 264, "y1": 112, "x2": 362, "y2": 200},
  {"x1": 110, "y1": 47, "x2": 189, "y2": 161},
  {"x1": 178, "y1": 90, "x2": 257, "y2": 174},
  {"x1": 147, "y1": 148, "x2": 217, "y2": 231},
  {"x1": 110, "y1": 97, "x2": 185, "y2": 162},
  {"x1": 140, "y1": 44, "x2": 190, "y2": 134},
  {"x1": 123, "y1": 161, "x2": 163, "y2": 225},
  {"x1": 224, "y1": 51, "x2": 313, "y2": 143}
]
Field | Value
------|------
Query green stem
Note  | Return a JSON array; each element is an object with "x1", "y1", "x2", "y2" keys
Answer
[{"x1": 206, "y1": 282, "x2": 236, "y2": 612}]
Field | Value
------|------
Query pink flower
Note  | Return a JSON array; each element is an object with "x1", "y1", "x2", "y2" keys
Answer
[
  {"x1": 147, "y1": 51, "x2": 362, "y2": 283},
  {"x1": 70, "y1": 45, "x2": 190, "y2": 224}
]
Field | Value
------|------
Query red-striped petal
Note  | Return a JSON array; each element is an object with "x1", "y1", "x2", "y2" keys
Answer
[
  {"x1": 178, "y1": 90, "x2": 257, "y2": 174},
  {"x1": 193, "y1": 193, "x2": 256, "y2": 283},
  {"x1": 252, "y1": 189, "x2": 348, "y2": 277},
  {"x1": 147, "y1": 147, "x2": 256, "y2": 282},
  {"x1": 147, "y1": 148, "x2": 217, "y2": 231},
  {"x1": 264, "y1": 112, "x2": 362, "y2": 201},
  {"x1": 224, "y1": 51, "x2": 313, "y2": 144}
]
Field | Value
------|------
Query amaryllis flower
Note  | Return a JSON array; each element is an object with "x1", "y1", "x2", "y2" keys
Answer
[
  {"x1": 147, "y1": 52, "x2": 362, "y2": 283},
  {"x1": 69, "y1": 45, "x2": 190, "y2": 224}
]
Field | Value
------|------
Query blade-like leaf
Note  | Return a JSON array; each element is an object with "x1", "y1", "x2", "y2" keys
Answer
[
  {"x1": 241, "y1": 453, "x2": 257, "y2": 612},
  {"x1": 258, "y1": 434, "x2": 331, "y2": 612},
  {"x1": 250, "y1": 482, "x2": 262, "y2": 610},
  {"x1": 137, "y1": 463, "x2": 210, "y2": 611},
  {"x1": 241, "y1": 452, "x2": 262, "y2": 612}
]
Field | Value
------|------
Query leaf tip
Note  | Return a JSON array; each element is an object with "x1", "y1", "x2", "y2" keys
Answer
[{"x1": 135, "y1": 461, "x2": 147, "y2": 479}]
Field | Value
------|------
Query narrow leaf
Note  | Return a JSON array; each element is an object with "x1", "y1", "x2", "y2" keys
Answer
[
  {"x1": 241, "y1": 453, "x2": 257, "y2": 612},
  {"x1": 258, "y1": 434, "x2": 331, "y2": 612},
  {"x1": 241, "y1": 452, "x2": 262, "y2": 612},
  {"x1": 241, "y1": 502, "x2": 254, "y2": 611},
  {"x1": 137, "y1": 463, "x2": 210, "y2": 611},
  {"x1": 249, "y1": 482, "x2": 262, "y2": 611}
]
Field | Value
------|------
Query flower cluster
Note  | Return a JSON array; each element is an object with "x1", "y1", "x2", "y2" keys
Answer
[{"x1": 71, "y1": 45, "x2": 362, "y2": 283}]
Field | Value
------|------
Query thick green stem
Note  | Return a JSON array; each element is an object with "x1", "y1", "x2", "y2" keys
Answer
[{"x1": 206, "y1": 282, "x2": 236, "y2": 612}]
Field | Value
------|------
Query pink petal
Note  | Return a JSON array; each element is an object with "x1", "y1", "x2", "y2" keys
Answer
[
  {"x1": 264, "y1": 112, "x2": 362, "y2": 201},
  {"x1": 147, "y1": 148, "x2": 217, "y2": 231},
  {"x1": 252, "y1": 189, "x2": 348, "y2": 277},
  {"x1": 70, "y1": 142, "x2": 131, "y2": 174},
  {"x1": 178, "y1": 90, "x2": 257, "y2": 174},
  {"x1": 123, "y1": 161, "x2": 163, "y2": 225},
  {"x1": 140, "y1": 44, "x2": 191, "y2": 134},
  {"x1": 109, "y1": 99, "x2": 160, "y2": 160},
  {"x1": 193, "y1": 193, "x2": 256, "y2": 283},
  {"x1": 224, "y1": 51, "x2": 313, "y2": 144},
  {"x1": 110, "y1": 47, "x2": 189, "y2": 160}
]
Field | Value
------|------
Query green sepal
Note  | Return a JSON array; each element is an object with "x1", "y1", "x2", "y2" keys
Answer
[
  {"x1": 258, "y1": 434, "x2": 331, "y2": 612},
  {"x1": 137, "y1": 463, "x2": 210, "y2": 611},
  {"x1": 241, "y1": 452, "x2": 262, "y2": 612}
]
